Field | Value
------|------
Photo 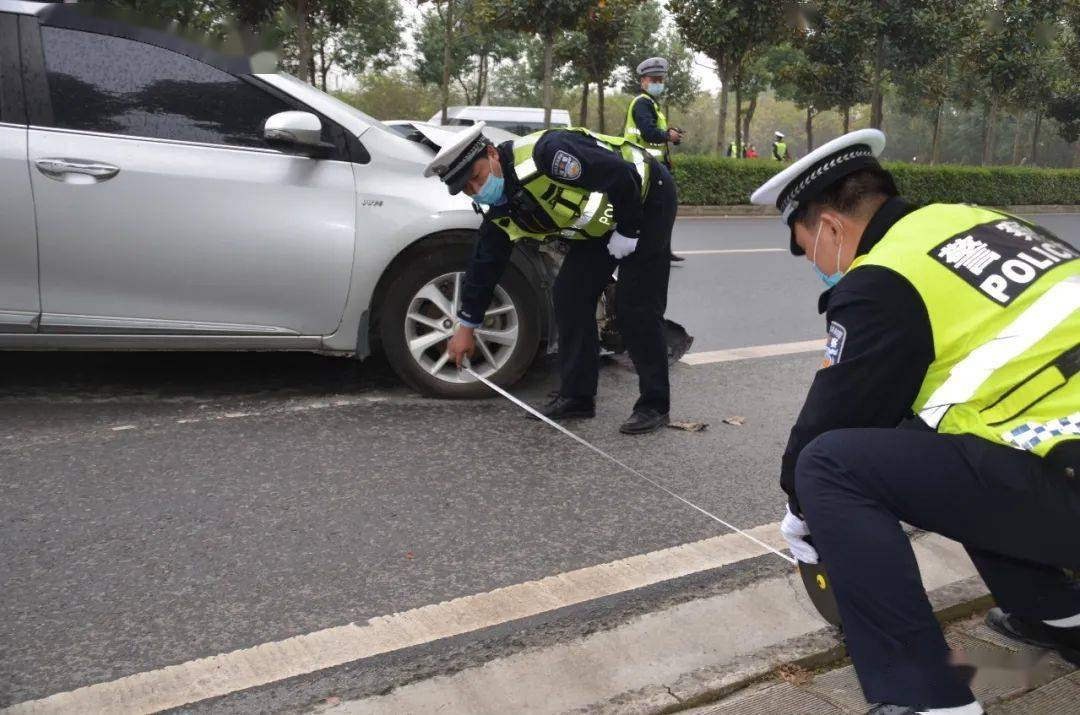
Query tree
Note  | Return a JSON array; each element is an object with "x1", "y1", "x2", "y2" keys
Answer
[
  {"x1": 616, "y1": 1, "x2": 700, "y2": 115},
  {"x1": 415, "y1": 3, "x2": 524, "y2": 105},
  {"x1": 667, "y1": 0, "x2": 787, "y2": 152},
  {"x1": 476, "y1": 0, "x2": 593, "y2": 127},
  {"x1": 1048, "y1": 0, "x2": 1080, "y2": 160},
  {"x1": 957, "y1": 0, "x2": 1065, "y2": 165}
]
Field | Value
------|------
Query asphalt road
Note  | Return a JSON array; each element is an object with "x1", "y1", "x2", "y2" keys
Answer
[{"x1": 1, "y1": 213, "x2": 1076, "y2": 710}]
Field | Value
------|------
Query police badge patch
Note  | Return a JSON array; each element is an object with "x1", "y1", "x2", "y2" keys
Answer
[
  {"x1": 823, "y1": 321, "x2": 847, "y2": 368},
  {"x1": 552, "y1": 150, "x2": 582, "y2": 180}
]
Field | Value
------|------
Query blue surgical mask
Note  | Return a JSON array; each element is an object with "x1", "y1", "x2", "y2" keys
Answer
[
  {"x1": 646, "y1": 82, "x2": 665, "y2": 97},
  {"x1": 811, "y1": 220, "x2": 845, "y2": 288},
  {"x1": 471, "y1": 157, "x2": 504, "y2": 206}
]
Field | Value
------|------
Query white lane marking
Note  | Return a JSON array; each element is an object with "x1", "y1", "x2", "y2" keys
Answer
[
  {"x1": 673, "y1": 248, "x2": 785, "y2": 255},
  {"x1": 109, "y1": 425, "x2": 137, "y2": 431},
  {"x1": 4, "y1": 523, "x2": 789, "y2": 715},
  {"x1": 682, "y1": 339, "x2": 823, "y2": 366}
]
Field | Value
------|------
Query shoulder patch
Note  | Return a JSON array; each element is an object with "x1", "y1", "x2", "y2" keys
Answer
[
  {"x1": 823, "y1": 321, "x2": 847, "y2": 368},
  {"x1": 552, "y1": 150, "x2": 582, "y2": 181}
]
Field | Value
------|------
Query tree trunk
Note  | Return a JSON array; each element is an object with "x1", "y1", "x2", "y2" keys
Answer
[
  {"x1": 1074, "y1": 141, "x2": 1080, "y2": 168},
  {"x1": 296, "y1": 0, "x2": 311, "y2": 85},
  {"x1": 318, "y1": 38, "x2": 329, "y2": 90},
  {"x1": 716, "y1": 71, "x2": 729, "y2": 153},
  {"x1": 476, "y1": 52, "x2": 488, "y2": 106},
  {"x1": 597, "y1": 81, "x2": 606, "y2": 134},
  {"x1": 870, "y1": 28, "x2": 885, "y2": 129},
  {"x1": 1031, "y1": 111, "x2": 1042, "y2": 166},
  {"x1": 931, "y1": 102, "x2": 943, "y2": 165},
  {"x1": 1012, "y1": 113, "x2": 1024, "y2": 165},
  {"x1": 743, "y1": 94, "x2": 757, "y2": 147},
  {"x1": 981, "y1": 100, "x2": 998, "y2": 166},
  {"x1": 806, "y1": 107, "x2": 814, "y2": 153},
  {"x1": 734, "y1": 79, "x2": 742, "y2": 158},
  {"x1": 440, "y1": 0, "x2": 453, "y2": 123},
  {"x1": 579, "y1": 82, "x2": 589, "y2": 127},
  {"x1": 542, "y1": 32, "x2": 554, "y2": 128},
  {"x1": 843, "y1": 106, "x2": 851, "y2": 133}
]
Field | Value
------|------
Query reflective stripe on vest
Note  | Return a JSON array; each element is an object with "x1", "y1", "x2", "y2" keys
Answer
[
  {"x1": 850, "y1": 204, "x2": 1080, "y2": 455},
  {"x1": 494, "y1": 128, "x2": 651, "y2": 243},
  {"x1": 623, "y1": 94, "x2": 668, "y2": 162}
]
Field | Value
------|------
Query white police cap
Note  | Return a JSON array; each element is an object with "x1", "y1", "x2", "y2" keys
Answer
[
  {"x1": 774, "y1": 131, "x2": 785, "y2": 138},
  {"x1": 423, "y1": 121, "x2": 492, "y2": 195},
  {"x1": 636, "y1": 57, "x2": 668, "y2": 77},
  {"x1": 750, "y1": 129, "x2": 887, "y2": 254}
]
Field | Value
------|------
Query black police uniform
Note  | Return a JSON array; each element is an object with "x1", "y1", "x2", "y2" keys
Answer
[
  {"x1": 785, "y1": 196, "x2": 1080, "y2": 708},
  {"x1": 458, "y1": 129, "x2": 677, "y2": 415},
  {"x1": 629, "y1": 96, "x2": 671, "y2": 169}
]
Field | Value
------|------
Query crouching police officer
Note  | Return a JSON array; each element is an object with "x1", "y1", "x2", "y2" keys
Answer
[
  {"x1": 751, "y1": 129, "x2": 1080, "y2": 715},
  {"x1": 425, "y1": 121, "x2": 678, "y2": 435},
  {"x1": 625, "y1": 56, "x2": 685, "y2": 263}
]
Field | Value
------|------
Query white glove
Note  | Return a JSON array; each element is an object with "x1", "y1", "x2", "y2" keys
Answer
[
  {"x1": 780, "y1": 506, "x2": 819, "y2": 564},
  {"x1": 607, "y1": 231, "x2": 639, "y2": 259}
]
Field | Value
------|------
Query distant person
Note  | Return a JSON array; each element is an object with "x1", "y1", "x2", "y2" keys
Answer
[
  {"x1": 746, "y1": 144, "x2": 759, "y2": 159},
  {"x1": 726, "y1": 140, "x2": 744, "y2": 158},
  {"x1": 772, "y1": 131, "x2": 791, "y2": 162}
]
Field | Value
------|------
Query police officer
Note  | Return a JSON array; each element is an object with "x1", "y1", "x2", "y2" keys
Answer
[
  {"x1": 750, "y1": 129, "x2": 1080, "y2": 715},
  {"x1": 772, "y1": 131, "x2": 790, "y2": 161},
  {"x1": 425, "y1": 122, "x2": 678, "y2": 435},
  {"x1": 624, "y1": 57, "x2": 685, "y2": 263}
]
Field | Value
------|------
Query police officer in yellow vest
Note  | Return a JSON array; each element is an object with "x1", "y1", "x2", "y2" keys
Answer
[
  {"x1": 425, "y1": 122, "x2": 678, "y2": 434},
  {"x1": 772, "y1": 131, "x2": 790, "y2": 161},
  {"x1": 625, "y1": 57, "x2": 685, "y2": 263},
  {"x1": 751, "y1": 129, "x2": 1080, "y2": 715},
  {"x1": 624, "y1": 57, "x2": 683, "y2": 170}
]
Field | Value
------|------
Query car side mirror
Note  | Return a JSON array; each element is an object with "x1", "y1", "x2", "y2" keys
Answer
[{"x1": 264, "y1": 111, "x2": 335, "y2": 158}]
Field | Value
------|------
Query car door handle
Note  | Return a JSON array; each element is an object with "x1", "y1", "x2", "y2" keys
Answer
[{"x1": 35, "y1": 158, "x2": 120, "y2": 182}]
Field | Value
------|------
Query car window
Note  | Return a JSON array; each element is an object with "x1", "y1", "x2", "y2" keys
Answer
[{"x1": 40, "y1": 27, "x2": 291, "y2": 148}]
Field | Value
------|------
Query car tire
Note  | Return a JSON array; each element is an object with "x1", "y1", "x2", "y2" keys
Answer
[{"x1": 379, "y1": 238, "x2": 541, "y2": 399}]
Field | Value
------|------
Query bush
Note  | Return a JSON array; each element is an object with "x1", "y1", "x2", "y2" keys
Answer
[{"x1": 671, "y1": 156, "x2": 1080, "y2": 207}]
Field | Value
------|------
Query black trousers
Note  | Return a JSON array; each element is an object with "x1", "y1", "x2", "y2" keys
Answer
[
  {"x1": 552, "y1": 165, "x2": 677, "y2": 414},
  {"x1": 796, "y1": 427, "x2": 1080, "y2": 708}
]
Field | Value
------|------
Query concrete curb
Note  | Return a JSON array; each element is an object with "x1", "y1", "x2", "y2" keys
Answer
[
  {"x1": 582, "y1": 574, "x2": 992, "y2": 715},
  {"x1": 675, "y1": 204, "x2": 1080, "y2": 218},
  {"x1": 324, "y1": 534, "x2": 986, "y2": 715}
]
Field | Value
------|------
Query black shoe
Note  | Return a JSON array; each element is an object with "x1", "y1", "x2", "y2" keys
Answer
[
  {"x1": 526, "y1": 395, "x2": 595, "y2": 421},
  {"x1": 670, "y1": 253, "x2": 685, "y2": 262},
  {"x1": 619, "y1": 408, "x2": 669, "y2": 435},
  {"x1": 986, "y1": 607, "x2": 1080, "y2": 665}
]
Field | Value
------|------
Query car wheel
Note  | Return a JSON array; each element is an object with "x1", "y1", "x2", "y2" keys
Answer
[{"x1": 379, "y1": 239, "x2": 541, "y2": 398}]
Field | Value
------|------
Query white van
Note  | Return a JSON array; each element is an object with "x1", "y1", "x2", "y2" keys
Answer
[{"x1": 429, "y1": 106, "x2": 572, "y2": 136}]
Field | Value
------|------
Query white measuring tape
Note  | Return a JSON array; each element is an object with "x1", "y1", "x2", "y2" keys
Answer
[{"x1": 462, "y1": 365, "x2": 796, "y2": 566}]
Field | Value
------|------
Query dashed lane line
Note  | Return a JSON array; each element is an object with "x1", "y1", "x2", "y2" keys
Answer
[
  {"x1": 3, "y1": 522, "x2": 790, "y2": 715},
  {"x1": 681, "y1": 339, "x2": 824, "y2": 365}
]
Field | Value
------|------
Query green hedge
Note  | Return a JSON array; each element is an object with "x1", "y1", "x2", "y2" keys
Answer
[{"x1": 671, "y1": 156, "x2": 1080, "y2": 207}]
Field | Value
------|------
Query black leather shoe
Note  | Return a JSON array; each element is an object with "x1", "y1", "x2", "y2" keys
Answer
[
  {"x1": 670, "y1": 253, "x2": 685, "y2": 262},
  {"x1": 526, "y1": 395, "x2": 595, "y2": 421},
  {"x1": 619, "y1": 408, "x2": 669, "y2": 435},
  {"x1": 986, "y1": 607, "x2": 1080, "y2": 664}
]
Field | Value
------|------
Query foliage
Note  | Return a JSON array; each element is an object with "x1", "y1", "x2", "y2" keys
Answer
[{"x1": 672, "y1": 155, "x2": 1080, "y2": 205}]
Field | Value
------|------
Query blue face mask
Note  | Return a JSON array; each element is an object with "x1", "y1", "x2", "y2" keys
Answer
[
  {"x1": 646, "y1": 82, "x2": 665, "y2": 97},
  {"x1": 811, "y1": 220, "x2": 845, "y2": 288},
  {"x1": 471, "y1": 157, "x2": 504, "y2": 206}
]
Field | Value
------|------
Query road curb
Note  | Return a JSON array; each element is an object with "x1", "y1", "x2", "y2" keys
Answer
[
  {"x1": 675, "y1": 204, "x2": 1080, "y2": 218},
  {"x1": 581, "y1": 574, "x2": 992, "y2": 715}
]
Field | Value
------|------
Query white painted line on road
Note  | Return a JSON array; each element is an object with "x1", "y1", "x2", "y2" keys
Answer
[
  {"x1": 682, "y1": 339, "x2": 824, "y2": 366},
  {"x1": 4, "y1": 523, "x2": 790, "y2": 715},
  {"x1": 110, "y1": 425, "x2": 137, "y2": 431},
  {"x1": 674, "y1": 248, "x2": 785, "y2": 255}
]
